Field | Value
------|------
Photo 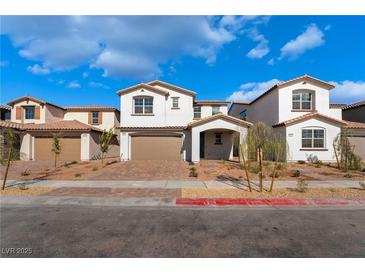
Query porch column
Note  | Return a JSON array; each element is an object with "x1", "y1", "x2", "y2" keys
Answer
[{"x1": 191, "y1": 128, "x2": 200, "y2": 162}]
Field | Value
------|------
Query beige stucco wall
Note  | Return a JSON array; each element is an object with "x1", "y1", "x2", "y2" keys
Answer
[
  {"x1": 45, "y1": 104, "x2": 65, "y2": 122},
  {"x1": 203, "y1": 131, "x2": 234, "y2": 160},
  {"x1": 11, "y1": 100, "x2": 45, "y2": 124},
  {"x1": 64, "y1": 111, "x2": 118, "y2": 132}
]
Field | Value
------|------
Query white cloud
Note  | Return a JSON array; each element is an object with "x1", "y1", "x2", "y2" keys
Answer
[
  {"x1": 246, "y1": 28, "x2": 270, "y2": 59},
  {"x1": 330, "y1": 80, "x2": 365, "y2": 103},
  {"x1": 324, "y1": 25, "x2": 331, "y2": 31},
  {"x1": 0, "y1": 61, "x2": 9, "y2": 67},
  {"x1": 279, "y1": 24, "x2": 325, "y2": 60},
  {"x1": 226, "y1": 79, "x2": 281, "y2": 102},
  {"x1": 67, "y1": 80, "x2": 80, "y2": 88},
  {"x1": 82, "y1": 72, "x2": 89, "y2": 78},
  {"x1": 267, "y1": 58, "x2": 274, "y2": 65},
  {"x1": 1, "y1": 16, "x2": 262, "y2": 80},
  {"x1": 26, "y1": 64, "x2": 50, "y2": 75},
  {"x1": 88, "y1": 81, "x2": 110, "y2": 89}
]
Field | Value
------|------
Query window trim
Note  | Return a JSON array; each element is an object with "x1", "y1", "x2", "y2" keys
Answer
[
  {"x1": 301, "y1": 127, "x2": 326, "y2": 149},
  {"x1": 133, "y1": 96, "x2": 154, "y2": 115},
  {"x1": 171, "y1": 97, "x2": 180, "y2": 109},
  {"x1": 292, "y1": 90, "x2": 314, "y2": 111},
  {"x1": 91, "y1": 111, "x2": 99, "y2": 125},
  {"x1": 24, "y1": 106, "x2": 35, "y2": 120},
  {"x1": 193, "y1": 106, "x2": 201, "y2": 119},
  {"x1": 214, "y1": 132, "x2": 223, "y2": 145}
]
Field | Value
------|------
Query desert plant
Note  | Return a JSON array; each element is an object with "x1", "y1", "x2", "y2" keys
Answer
[
  {"x1": 359, "y1": 181, "x2": 365, "y2": 190},
  {"x1": 1, "y1": 128, "x2": 20, "y2": 190},
  {"x1": 99, "y1": 128, "x2": 114, "y2": 166},
  {"x1": 239, "y1": 144, "x2": 252, "y2": 192},
  {"x1": 268, "y1": 133, "x2": 286, "y2": 192},
  {"x1": 296, "y1": 179, "x2": 308, "y2": 193},
  {"x1": 64, "y1": 160, "x2": 77, "y2": 167},
  {"x1": 51, "y1": 133, "x2": 62, "y2": 168},
  {"x1": 307, "y1": 154, "x2": 319, "y2": 164},
  {"x1": 334, "y1": 130, "x2": 363, "y2": 171},
  {"x1": 92, "y1": 166, "x2": 98, "y2": 171},
  {"x1": 290, "y1": 170, "x2": 301, "y2": 177},
  {"x1": 21, "y1": 169, "x2": 31, "y2": 176},
  {"x1": 189, "y1": 167, "x2": 198, "y2": 177},
  {"x1": 246, "y1": 122, "x2": 273, "y2": 192},
  {"x1": 297, "y1": 160, "x2": 306, "y2": 164},
  {"x1": 74, "y1": 173, "x2": 82, "y2": 178},
  {"x1": 344, "y1": 173, "x2": 352, "y2": 178},
  {"x1": 18, "y1": 184, "x2": 29, "y2": 191}
]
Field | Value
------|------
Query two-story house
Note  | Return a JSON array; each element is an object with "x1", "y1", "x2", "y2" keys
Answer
[
  {"x1": 117, "y1": 80, "x2": 251, "y2": 162},
  {"x1": 0, "y1": 96, "x2": 120, "y2": 161},
  {"x1": 229, "y1": 75, "x2": 349, "y2": 162}
]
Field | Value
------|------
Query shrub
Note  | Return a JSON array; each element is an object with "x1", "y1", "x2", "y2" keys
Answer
[
  {"x1": 297, "y1": 160, "x2": 306, "y2": 164},
  {"x1": 344, "y1": 173, "x2": 352, "y2": 178},
  {"x1": 290, "y1": 170, "x2": 301, "y2": 177},
  {"x1": 296, "y1": 179, "x2": 308, "y2": 193},
  {"x1": 64, "y1": 160, "x2": 78, "y2": 167},
  {"x1": 277, "y1": 163, "x2": 287, "y2": 171},
  {"x1": 92, "y1": 166, "x2": 98, "y2": 171},
  {"x1": 18, "y1": 184, "x2": 29, "y2": 191},
  {"x1": 189, "y1": 167, "x2": 198, "y2": 177},
  {"x1": 106, "y1": 160, "x2": 118, "y2": 166},
  {"x1": 74, "y1": 173, "x2": 82, "y2": 178},
  {"x1": 307, "y1": 154, "x2": 319, "y2": 164},
  {"x1": 359, "y1": 181, "x2": 365, "y2": 190},
  {"x1": 21, "y1": 169, "x2": 30, "y2": 176}
]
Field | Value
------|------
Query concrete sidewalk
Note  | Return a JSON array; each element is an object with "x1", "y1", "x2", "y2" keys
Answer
[{"x1": 6, "y1": 179, "x2": 364, "y2": 189}]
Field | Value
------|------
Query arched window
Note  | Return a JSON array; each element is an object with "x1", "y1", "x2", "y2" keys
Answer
[
  {"x1": 133, "y1": 96, "x2": 153, "y2": 114},
  {"x1": 292, "y1": 89, "x2": 314, "y2": 111},
  {"x1": 302, "y1": 127, "x2": 325, "y2": 149}
]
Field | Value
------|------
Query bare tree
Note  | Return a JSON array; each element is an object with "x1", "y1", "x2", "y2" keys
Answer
[
  {"x1": 1, "y1": 128, "x2": 20, "y2": 190},
  {"x1": 268, "y1": 133, "x2": 286, "y2": 192},
  {"x1": 239, "y1": 143, "x2": 252, "y2": 192},
  {"x1": 246, "y1": 122, "x2": 272, "y2": 192},
  {"x1": 51, "y1": 133, "x2": 62, "y2": 168},
  {"x1": 99, "y1": 128, "x2": 114, "y2": 166}
]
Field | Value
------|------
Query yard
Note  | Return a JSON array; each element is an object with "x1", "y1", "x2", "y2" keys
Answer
[{"x1": 1, "y1": 158, "x2": 365, "y2": 181}]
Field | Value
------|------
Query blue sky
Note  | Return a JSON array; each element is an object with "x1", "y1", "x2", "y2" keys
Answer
[{"x1": 1, "y1": 16, "x2": 364, "y2": 108}]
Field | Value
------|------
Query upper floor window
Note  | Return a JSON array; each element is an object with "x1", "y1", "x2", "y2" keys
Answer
[
  {"x1": 215, "y1": 133, "x2": 222, "y2": 145},
  {"x1": 239, "y1": 110, "x2": 247, "y2": 120},
  {"x1": 212, "y1": 106, "x2": 220, "y2": 115},
  {"x1": 24, "y1": 106, "x2": 35, "y2": 119},
  {"x1": 292, "y1": 91, "x2": 313, "y2": 111},
  {"x1": 172, "y1": 97, "x2": 179, "y2": 109},
  {"x1": 193, "y1": 106, "x2": 201, "y2": 119},
  {"x1": 134, "y1": 96, "x2": 153, "y2": 114},
  {"x1": 302, "y1": 128, "x2": 325, "y2": 149},
  {"x1": 91, "y1": 111, "x2": 99, "y2": 124}
]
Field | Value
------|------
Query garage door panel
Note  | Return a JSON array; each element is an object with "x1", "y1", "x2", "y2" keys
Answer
[
  {"x1": 131, "y1": 136, "x2": 181, "y2": 160},
  {"x1": 35, "y1": 137, "x2": 81, "y2": 161}
]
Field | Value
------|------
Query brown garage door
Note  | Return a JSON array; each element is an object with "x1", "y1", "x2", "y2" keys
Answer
[
  {"x1": 34, "y1": 137, "x2": 81, "y2": 161},
  {"x1": 131, "y1": 135, "x2": 181, "y2": 160}
]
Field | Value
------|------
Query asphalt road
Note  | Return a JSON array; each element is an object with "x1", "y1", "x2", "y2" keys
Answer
[{"x1": 1, "y1": 205, "x2": 365, "y2": 257}]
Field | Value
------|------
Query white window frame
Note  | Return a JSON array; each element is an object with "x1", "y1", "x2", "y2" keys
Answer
[
  {"x1": 301, "y1": 127, "x2": 326, "y2": 149},
  {"x1": 172, "y1": 97, "x2": 179, "y2": 109},
  {"x1": 212, "y1": 106, "x2": 220, "y2": 115},
  {"x1": 292, "y1": 90, "x2": 313, "y2": 111},
  {"x1": 193, "y1": 106, "x2": 201, "y2": 119},
  {"x1": 24, "y1": 106, "x2": 35, "y2": 120},
  {"x1": 133, "y1": 96, "x2": 153, "y2": 115},
  {"x1": 215, "y1": 133, "x2": 223, "y2": 145}
]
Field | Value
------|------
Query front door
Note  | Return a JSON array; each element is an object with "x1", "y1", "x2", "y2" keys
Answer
[{"x1": 200, "y1": 132, "x2": 205, "y2": 158}]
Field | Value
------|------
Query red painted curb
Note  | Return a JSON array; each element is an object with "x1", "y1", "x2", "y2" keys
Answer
[{"x1": 175, "y1": 198, "x2": 360, "y2": 207}]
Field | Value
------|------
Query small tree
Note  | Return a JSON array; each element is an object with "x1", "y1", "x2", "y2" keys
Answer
[
  {"x1": 51, "y1": 133, "x2": 62, "y2": 168},
  {"x1": 268, "y1": 133, "x2": 286, "y2": 192},
  {"x1": 1, "y1": 128, "x2": 20, "y2": 190},
  {"x1": 99, "y1": 128, "x2": 114, "y2": 166},
  {"x1": 239, "y1": 143, "x2": 252, "y2": 192},
  {"x1": 246, "y1": 122, "x2": 273, "y2": 192}
]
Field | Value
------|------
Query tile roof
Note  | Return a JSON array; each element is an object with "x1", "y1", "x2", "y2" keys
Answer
[
  {"x1": 188, "y1": 113, "x2": 252, "y2": 128},
  {"x1": 329, "y1": 103, "x2": 347, "y2": 109},
  {"x1": 7, "y1": 96, "x2": 65, "y2": 110},
  {"x1": 194, "y1": 100, "x2": 230, "y2": 105},
  {"x1": 0, "y1": 121, "x2": 24, "y2": 130},
  {"x1": 0, "y1": 105, "x2": 11, "y2": 111},
  {"x1": 64, "y1": 106, "x2": 119, "y2": 112},
  {"x1": 343, "y1": 120, "x2": 365, "y2": 129},
  {"x1": 117, "y1": 83, "x2": 170, "y2": 96},
  {"x1": 273, "y1": 111, "x2": 348, "y2": 127},
  {"x1": 23, "y1": 120, "x2": 103, "y2": 132},
  {"x1": 342, "y1": 100, "x2": 365, "y2": 110},
  {"x1": 119, "y1": 126, "x2": 185, "y2": 130},
  {"x1": 147, "y1": 80, "x2": 196, "y2": 96}
]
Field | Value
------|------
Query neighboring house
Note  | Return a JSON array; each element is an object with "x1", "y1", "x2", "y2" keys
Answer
[
  {"x1": 117, "y1": 80, "x2": 251, "y2": 162},
  {"x1": 229, "y1": 75, "x2": 349, "y2": 162},
  {"x1": 0, "y1": 96, "x2": 120, "y2": 161},
  {"x1": 342, "y1": 101, "x2": 365, "y2": 123},
  {"x1": 0, "y1": 105, "x2": 11, "y2": 121}
]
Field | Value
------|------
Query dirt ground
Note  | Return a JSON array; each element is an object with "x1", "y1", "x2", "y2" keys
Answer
[{"x1": 1, "y1": 158, "x2": 365, "y2": 181}]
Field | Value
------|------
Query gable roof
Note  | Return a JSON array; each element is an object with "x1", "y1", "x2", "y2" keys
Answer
[
  {"x1": 248, "y1": 74, "x2": 335, "y2": 105},
  {"x1": 272, "y1": 111, "x2": 347, "y2": 128},
  {"x1": 147, "y1": 80, "x2": 196, "y2": 97},
  {"x1": 0, "y1": 105, "x2": 11, "y2": 111},
  {"x1": 342, "y1": 100, "x2": 365, "y2": 110},
  {"x1": 23, "y1": 120, "x2": 103, "y2": 132},
  {"x1": 344, "y1": 120, "x2": 365, "y2": 129},
  {"x1": 0, "y1": 120, "x2": 24, "y2": 130},
  {"x1": 117, "y1": 83, "x2": 170, "y2": 96},
  {"x1": 330, "y1": 103, "x2": 347, "y2": 109},
  {"x1": 188, "y1": 113, "x2": 252, "y2": 128},
  {"x1": 7, "y1": 96, "x2": 65, "y2": 110},
  {"x1": 194, "y1": 100, "x2": 229, "y2": 106}
]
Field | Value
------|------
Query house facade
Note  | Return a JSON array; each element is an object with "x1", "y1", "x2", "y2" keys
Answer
[
  {"x1": 0, "y1": 96, "x2": 120, "y2": 161},
  {"x1": 229, "y1": 75, "x2": 350, "y2": 162},
  {"x1": 117, "y1": 80, "x2": 251, "y2": 162}
]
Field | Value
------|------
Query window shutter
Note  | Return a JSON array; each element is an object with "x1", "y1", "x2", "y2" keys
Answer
[
  {"x1": 88, "y1": 112, "x2": 92, "y2": 124},
  {"x1": 34, "y1": 106, "x2": 40, "y2": 119},
  {"x1": 16, "y1": 106, "x2": 22, "y2": 120},
  {"x1": 98, "y1": 112, "x2": 103, "y2": 125}
]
